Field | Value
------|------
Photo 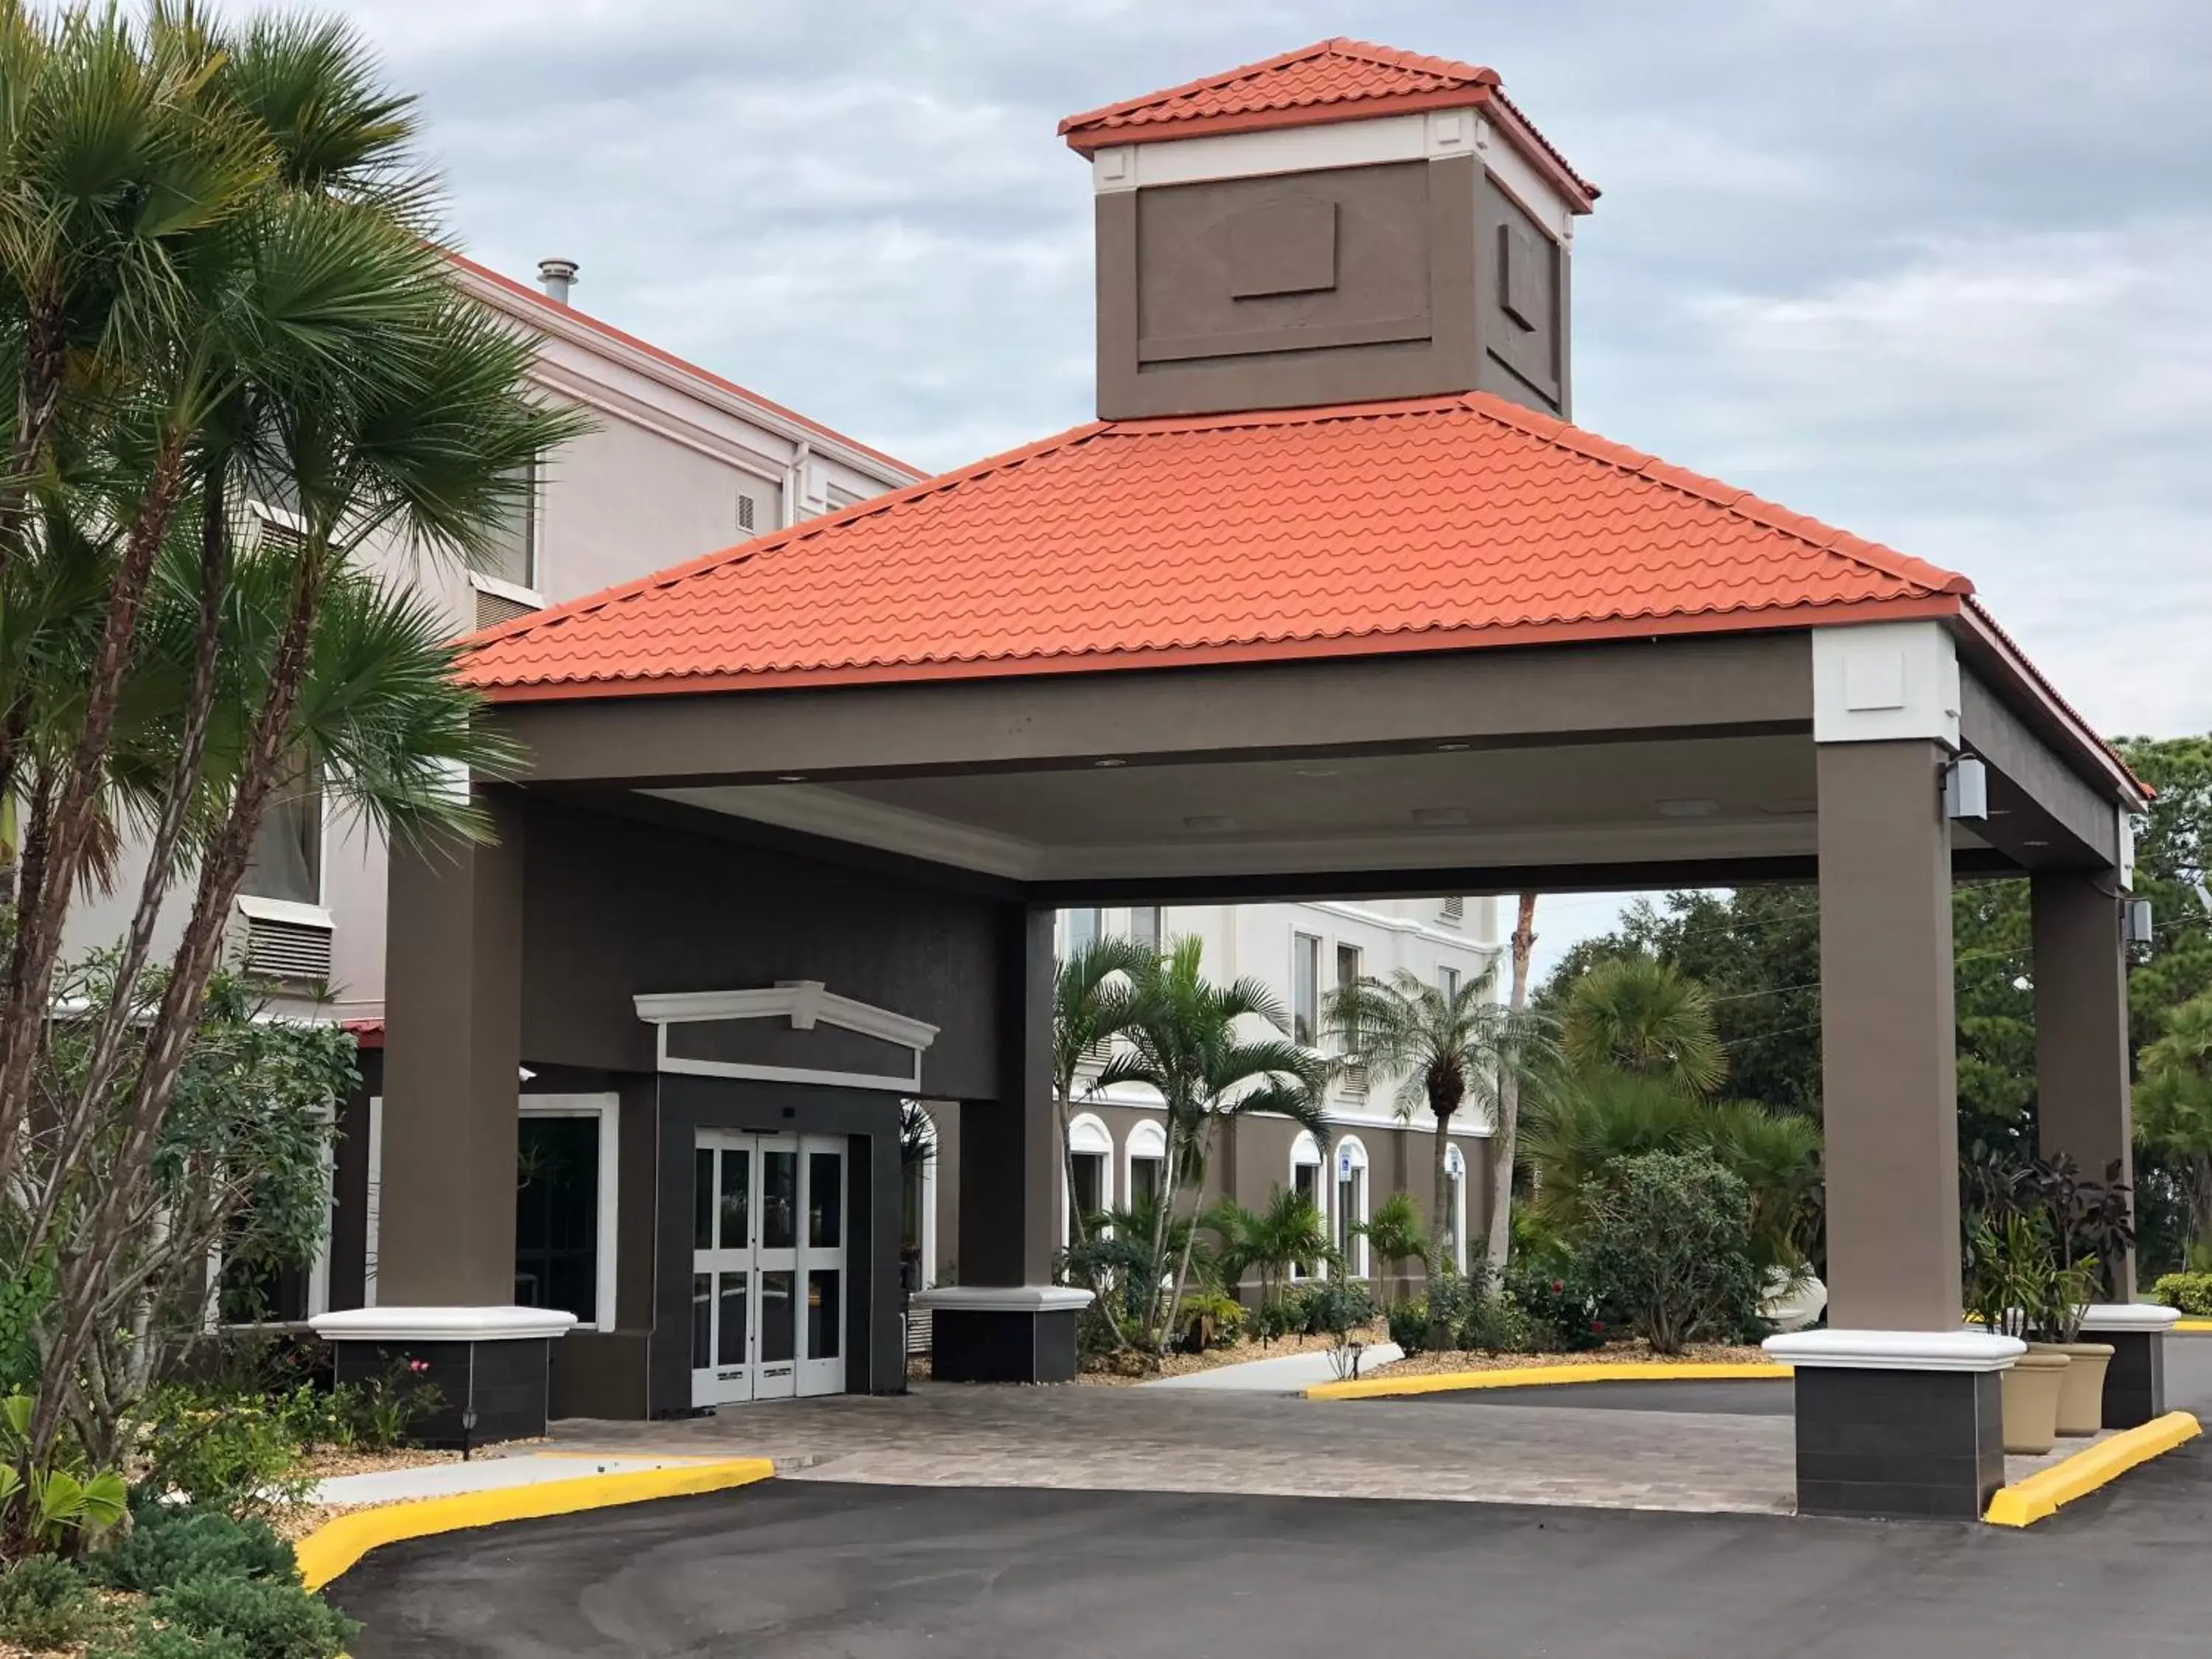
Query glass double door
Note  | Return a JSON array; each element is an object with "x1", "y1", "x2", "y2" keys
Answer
[{"x1": 692, "y1": 1132, "x2": 846, "y2": 1406}]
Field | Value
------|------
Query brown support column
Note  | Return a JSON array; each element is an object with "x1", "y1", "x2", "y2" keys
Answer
[
  {"x1": 378, "y1": 786, "x2": 526, "y2": 1306},
  {"x1": 958, "y1": 903, "x2": 1056, "y2": 1287},
  {"x1": 2031, "y1": 869, "x2": 2136, "y2": 1300},
  {"x1": 1818, "y1": 740, "x2": 1962, "y2": 1330}
]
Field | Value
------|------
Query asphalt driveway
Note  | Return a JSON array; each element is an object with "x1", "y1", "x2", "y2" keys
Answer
[{"x1": 333, "y1": 1433, "x2": 2212, "y2": 1659}]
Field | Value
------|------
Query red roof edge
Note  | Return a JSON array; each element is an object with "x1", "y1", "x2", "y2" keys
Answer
[
  {"x1": 1955, "y1": 601, "x2": 2150, "y2": 808},
  {"x1": 341, "y1": 1018, "x2": 385, "y2": 1050},
  {"x1": 446, "y1": 251, "x2": 925, "y2": 481}
]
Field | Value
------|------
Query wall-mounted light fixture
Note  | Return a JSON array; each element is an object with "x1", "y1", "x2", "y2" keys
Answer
[
  {"x1": 2124, "y1": 898, "x2": 2154, "y2": 945},
  {"x1": 1944, "y1": 755, "x2": 1988, "y2": 821}
]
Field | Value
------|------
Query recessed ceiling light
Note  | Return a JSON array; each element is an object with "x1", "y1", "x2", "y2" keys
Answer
[
  {"x1": 1294, "y1": 766, "x2": 1340, "y2": 779},
  {"x1": 1756, "y1": 799, "x2": 1817, "y2": 816},
  {"x1": 1412, "y1": 807, "x2": 1470, "y2": 827},
  {"x1": 1092, "y1": 757, "x2": 1127, "y2": 768},
  {"x1": 1436, "y1": 742, "x2": 1472, "y2": 752},
  {"x1": 1182, "y1": 814, "x2": 1237, "y2": 832},
  {"x1": 2023, "y1": 838, "x2": 2050, "y2": 847},
  {"x1": 1657, "y1": 799, "x2": 1721, "y2": 818},
  {"x1": 775, "y1": 773, "x2": 807, "y2": 783}
]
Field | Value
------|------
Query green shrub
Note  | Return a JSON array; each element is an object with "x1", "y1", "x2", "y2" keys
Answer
[
  {"x1": 1176, "y1": 1288, "x2": 1245, "y2": 1350},
  {"x1": 1454, "y1": 1290, "x2": 1539, "y2": 1354},
  {"x1": 2150, "y1": 1271, "x2": 2212, "y2": 1317},
  {"x1": 1581, "y1": 1150, "x2": 1767, "y2": 1354},
  {"x1": 132, "y1": 1388, "x2": 314, "y2": 1517},
  {"x1": 1506, "y1": 1264, "x2": 1613, "y2": 1352},
  {"x1": 88, "y1": 1505, "x2": 299, "y2": 1593},
  {"x1": 0, "y1": 1554, "x2": 101, "y2": 1649},
  {"x1": 91, "y1": 1618, "x2": 251, "y2": 1659},
  {"x1": 1301, "y1": 1279, "x2": 1376, "y2": 1343},
  {"x1": 1385, "y1": 1296, "x2": 1433, "y2": 1355},
  {"x1": 153, "y1": 1573, "x2": 358, "y2": 1659}
]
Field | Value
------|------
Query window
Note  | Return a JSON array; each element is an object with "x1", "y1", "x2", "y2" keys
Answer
[
  {"x1": 483, "y1": 457, "x2": 540, "y2": 591},
  {"x1": 1290, "y1": 1130, "x2": 1326, "y2": 1279},
  {"x1": 1334, "y1": 944, "x2": 1362, "y2": 1047},
  {"x1": 1292, "y1": 933, "x2": 1321, "y2": 1046},
  {"x1": 1065, "y1": 1113, "x2": 1114, "y2": 1242},
  {"x1": 1127, "y1": 1119, "x2": 1167, "y2": 1211},
  {"x1": 1335, "y1": 1137, "x2": 1369, "y2": 1278},
  {"x1": 1129, "y1": 906, "x2": 1161, "y2": 952},
  {"x1": 240, "y1": 752, "x2": 322, "y2": 905},
  {"x1": 1444, "y1": 1144, "x2": 1468, "y2": 1274},
  {"x1": 514, "y1": 1098, "x2": 618, "y2": 1329},
  {"x1": 1065, "y1": 908, "x2": 1103, "y2": 956},
  {"x1": 1439, "y1": 965, "x2": 1461, "y2": 1004}
]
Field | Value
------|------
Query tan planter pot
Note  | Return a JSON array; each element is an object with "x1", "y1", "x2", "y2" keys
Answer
[
  {"x1": 2040, "y1": 1340, "x2": 2114, "y2": 1436},
  {"x1": 2001, "y1": 1351, "x2": 2070, "y2": 1455}
]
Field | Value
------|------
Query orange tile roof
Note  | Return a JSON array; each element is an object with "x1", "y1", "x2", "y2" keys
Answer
[
  {"x1": 461, "y1": 390, "x2": 1971, "y2": 703},
  {"x1": 1057, "y1": 38, "x2": 1598, "y2": 206},
  {"x1": 446, "y1": 252, "x2": 923, "y2": 481}
]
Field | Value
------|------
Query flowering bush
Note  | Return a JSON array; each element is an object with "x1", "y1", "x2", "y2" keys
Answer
[{"x1": 1506, "y1": 1265, "x2": 1613, "y2": 1352}]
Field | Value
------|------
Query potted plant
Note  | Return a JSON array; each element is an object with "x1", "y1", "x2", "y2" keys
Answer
[
  {"x1": 2025, "y1": 1247, "x2": 2112, "y2": 1437},
  {"x1": 1966, "y1": 1214, "x2": 2069, "y2": 1455}
]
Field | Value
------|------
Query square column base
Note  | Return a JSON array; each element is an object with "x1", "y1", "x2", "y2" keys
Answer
[
  {"x1": 2081, "y1": 1304, "x2": 2179, "y2": 1428},
  {"x1": 312, "y1": 1307, "x2": 576, "y2": 1447},
  {"x1": 1767, "y1": 1329, "x2": 2019, "y2": 1521},
  {"x1": 914, "y1": 1287, "x2": 1091, "y2": 1384}
]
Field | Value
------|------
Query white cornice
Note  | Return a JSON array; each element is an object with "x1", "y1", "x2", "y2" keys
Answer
[
  {"x1": 1763, "y1": 1329, "x2": 2023, "y2": 1372},
  {"x1": 311, "y1": 1306, "x2": 577, "y2": 1343},
  {"x1": 634, "y1": 979, "x2": 939, "y2": 1051}
]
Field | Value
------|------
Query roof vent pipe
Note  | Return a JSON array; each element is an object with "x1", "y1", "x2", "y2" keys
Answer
[{"x1": 537, "y1": 257, "x2": 579, "y2": 305}]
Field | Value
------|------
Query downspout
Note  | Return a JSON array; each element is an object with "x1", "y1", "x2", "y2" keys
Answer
[{"x1": 783, "y1": 440, "x2": 813, "y2": 529}]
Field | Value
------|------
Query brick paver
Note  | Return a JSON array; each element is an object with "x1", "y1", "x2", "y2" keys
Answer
[{"x1": 554, "y1": 1382, "x2": 1801, "y2": 1514}]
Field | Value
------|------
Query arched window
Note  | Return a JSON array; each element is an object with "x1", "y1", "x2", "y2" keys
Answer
[
  {"x1": 1335, "y1": 1135, "x2": 1371, "y2": 1279},
  {"x1": 1065, "y1": 1113, "x2": 1114, "y2": 1243},
  {"x1": 1126, "y1": 1119, "x2": 1168, "y2": 1212},
  {"x1": 1444, "y1": 1143, "x2": 1468, "y2": 1276},
  {"x1": 1290, "y1": 1131, "x2": 1326, "y2": 1279}
]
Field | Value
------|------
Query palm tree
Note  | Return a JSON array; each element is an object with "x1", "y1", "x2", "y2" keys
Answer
[
  {"x1": 1208, "y1": 1187, "x2": 1333, "y2": 1338},
  {"x1": 1487, "y1": 891, "x2": 1540, "y2": 1273},
  {"x1": 1052, "y1": 933, "x2": 1151, "y2": 1248},
  {"x1": 1325, "y1": 963, "x2": 1557, "y2": 1334},
  {"x1": 1357, "y1": 1191, "x2": 1428, "y2": 1307},
  {"x1": 1094, "y1": 937, "x2": 1330, "y2": 1357},
  {"x1": 1561, "y1": 954, "x2": 1726, "y2": 1097},
  {"x1": 2138, "y1": 992, "x2": 2212, "y2": 1259},
  {"x1": 0, "y1": 7, "x2": 582, "y2": 1461}
]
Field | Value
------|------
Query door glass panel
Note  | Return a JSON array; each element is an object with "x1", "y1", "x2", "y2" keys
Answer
[
  {"x1": 762, "y1": 1152, "x2": 797, "y2": 1250},
  {"x1": 690, "y1": 1273, "x2": 712, "y2": 1368},
  {"x1": 693, "y1": 1150, "x2": 714, "y2": 1250},
  {"x1": 808, "y1": 1151, "x2": 842, "y2": 1248},
  {"x1": 720, "y1": 1148, "x2": 750, "y2": 1250},
  {"x1": 759, "y1": 1270, "x2": 796, "y2": 1362},
  {"x1": 808, "y1": 1270, "x2": 840, "y2": 1360},
  {"x1": 716, "y1": 1272, "x2": 748, "y2": 1367}
]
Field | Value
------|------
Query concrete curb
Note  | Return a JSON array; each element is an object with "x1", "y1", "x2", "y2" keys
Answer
[
  {"x1": 1304, "y1": 1360, "x2": 1792, "y2": 1400},
  {"x1": 1983, "y1": 1412, "x2": 2202, "y2": 1528},
  {"x1": 296, "y1": 1458, "x2": 776, "y2": 1590}
]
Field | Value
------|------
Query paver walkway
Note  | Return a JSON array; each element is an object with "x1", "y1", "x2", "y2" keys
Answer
[
  {"x1": 557, "y1": 1382, "x2": 1799, "y2": 1513},
  {"x1": 1138, "y1": 1341, "x2": 1402, "y2": 1391}
]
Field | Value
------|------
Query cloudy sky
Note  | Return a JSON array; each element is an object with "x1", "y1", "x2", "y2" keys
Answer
[{"x1": 319, "y1": 0, "x2": 2212, "y2": 970}]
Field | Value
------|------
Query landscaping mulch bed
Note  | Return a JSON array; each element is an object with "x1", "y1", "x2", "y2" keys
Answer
[{"x1": 1367, "y1": 1339, "x2": 1771, "y2": 1380}]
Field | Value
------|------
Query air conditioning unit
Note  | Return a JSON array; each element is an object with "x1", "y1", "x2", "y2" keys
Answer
[{"x1": 236, "y1": 897, "x2": 335, "y2": 984}]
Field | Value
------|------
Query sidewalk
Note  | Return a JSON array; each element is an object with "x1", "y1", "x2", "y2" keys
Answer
[
  {"x1": 1139, "y1": 1341, "x2": 1404, "y2": 1392},
  {"x1": 309, "y1": 1451, "x2": 731, "y2": 1507}
]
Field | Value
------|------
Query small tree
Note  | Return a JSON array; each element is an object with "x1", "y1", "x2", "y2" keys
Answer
[
  {"x1": 1581, "y1": 1150, "x2": 1765, "y2": 1355},
  {"x1": 1208, "y1": 1188, "x2": 1331, "y2": 1340},
  {"x1": 1324, "y1": 964, "x2": 1557, "y2": 1343},
  {"x1": 1486, "y1": 891, "x2": 1540, "y2": 1274},
  {"x1": 1093, "y1": 939, "x2": 1329, "y2": 1359},
  {"x1": 1357, "y1": 1192, "x2": 1427, "y2": 1307},
  {"x1": 1051, "y1": 935, "x2": 1149, "y2": 1248},
  {"x1": 1562, "y1": 955, "x2": 1725, "y2": 1098}
]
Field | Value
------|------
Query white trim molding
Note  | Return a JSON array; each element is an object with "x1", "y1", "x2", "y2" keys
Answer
[
  {"x1": 2080, "y1": 1303, "x2": 2180, "y2": 1334},
  {"x1": 310, "y1": 1305, "x2": 577, "y2": 1343},
  {"x1": 1763, "y1": 1328, "x2": 2023, "y2": 1372},
  {"x1": 911, "y1": 1285, "x2": 1094, "y2": 1313},
  {"x1": 518, "y1": 1093, "x2": 620, "y2": 1332},
  {"x1": 636, "y1": 980, "x2": 939, "y2": 1092},
  {"x1": 467, "y1": 569, "x2": 548, "y2": 611},
  {"x1": 234, "y1": 894, "x2": 335, "y2": 931}
]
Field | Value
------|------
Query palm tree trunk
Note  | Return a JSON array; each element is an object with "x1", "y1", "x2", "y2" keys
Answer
[
  {"x1": 1484, "y1": 892, "x2": 1540, "y2": 1274},
  {"x1": 1430, "y1": 1101, "x2": 1455, "y2": 1349}
]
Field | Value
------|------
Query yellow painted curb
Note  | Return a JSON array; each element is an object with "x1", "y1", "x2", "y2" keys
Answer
[
  {"x1": 1983, "y1": 1412, "x2": 2202, "y2": 1528},
  {"x1": 1305, "y1": 1360, "x2": 1792, "y2": 1401},
  {"x1": 2172, "y1": 1318, "x2": 2212, "y2": 1332},
  {"x1": 296, "y1": 1458, "x2": 774, "y2": 1591}
]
